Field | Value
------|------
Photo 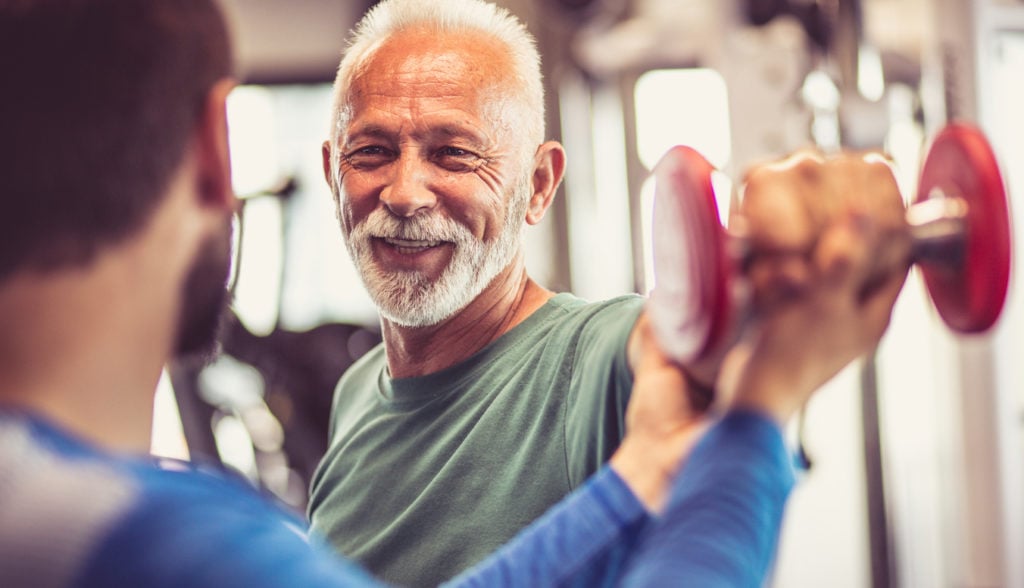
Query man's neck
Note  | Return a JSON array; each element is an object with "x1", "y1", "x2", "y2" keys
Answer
[
  {"x1": 0, "y1": 264, "x2": 174, "y2": 454},
  {"x1": 381, "y1": 263, "x2": 554, "y2": 379}
]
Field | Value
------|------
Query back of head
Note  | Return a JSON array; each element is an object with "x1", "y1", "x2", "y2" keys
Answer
[
  {"x1": 330, "y1": 0, "x2": 545, "y2": 149},
  {"x1": 0, "y1": 0, "x2": 233, "y2": 281}
]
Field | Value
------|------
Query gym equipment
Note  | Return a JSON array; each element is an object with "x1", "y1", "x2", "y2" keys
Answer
[{"x1": 648, "y1": 122, "x2": 1012, "y2": 382}]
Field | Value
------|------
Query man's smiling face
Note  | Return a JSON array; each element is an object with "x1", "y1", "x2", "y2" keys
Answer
[{"x1": 327, "y1": 28, "x2": 534, "y2": 327}]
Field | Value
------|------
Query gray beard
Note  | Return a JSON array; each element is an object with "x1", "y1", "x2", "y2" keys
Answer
[{"x1": 343, "y1": 183, "x2": 530, "y2": 328}]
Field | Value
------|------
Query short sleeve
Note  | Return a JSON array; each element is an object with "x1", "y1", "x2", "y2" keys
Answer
[{"x1": 563, "y1": 295, "x2": 645, "y2": 487}]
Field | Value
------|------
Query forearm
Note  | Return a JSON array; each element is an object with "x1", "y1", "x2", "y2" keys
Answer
[
  {"x1": 621, "y1": 409, "x2": 795, "y2": 587},
  {"x1": 617, "y1": 314, "x2": 716, "y2": 511}
]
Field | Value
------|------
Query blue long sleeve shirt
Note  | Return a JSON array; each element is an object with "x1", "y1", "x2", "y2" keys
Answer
[{"x1": 0, "y1": 409, "x2": 792, "y2": 587}]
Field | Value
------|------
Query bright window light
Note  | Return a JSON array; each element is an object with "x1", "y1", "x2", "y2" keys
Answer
[
  {"x1": 227, "y1": 86, "x2": 281, "y2": 197},
  {"x1": 214, "y1": 415, "x2": 258, "y2": 481},
  {"x1": 634, "y1": 68, "x2": 732, "y2": 170},
  {"x1": 150, "y1": 370, "x2": 189, "y2": 460},
  {"x1": 857, "y1": 45, "x2": 886, "y2": 102},
  {"x1": 233, "y1": 197, "x2": 283, "y2": 335}
]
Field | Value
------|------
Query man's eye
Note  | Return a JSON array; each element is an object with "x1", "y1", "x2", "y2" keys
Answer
[
  {"x1": 344, "y1": 146, "x2": 392, "y2": 168},
  {"x1": 434, "y1": 146, "x2": 480, "y2": 171},
  {"x1": 439, "y1": 146, "x2": 471, "y2": 157},
  {"x1": 354, "y1": 146, "x2": 388, "y2": 157}
]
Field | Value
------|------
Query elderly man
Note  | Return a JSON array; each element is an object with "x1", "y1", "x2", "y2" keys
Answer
[
  {"x1": 308, "y1": 1, "x2": 649, "y2": 584},
  {"x1": 309, "y1": 0, "x2": 909, "y2": 585}
]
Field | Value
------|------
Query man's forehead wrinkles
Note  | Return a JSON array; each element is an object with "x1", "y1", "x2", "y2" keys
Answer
[
  {"x1": 356, "y1": 76, "x2": 488, "y2": 100},
  {"x1": 346, "y1": 119, "x2": 490, "y2": 146}
]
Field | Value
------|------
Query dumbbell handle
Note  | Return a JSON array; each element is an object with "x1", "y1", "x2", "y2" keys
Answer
[
  {"x1": 683, "y1": 191, "x2": 971, "y2": 389},
  {"x1": 907, "y1": 191, "x2": 967, "y2": 267},
  {"x1": 728, "y1": 189, "x2": 969, "y2": 275}
]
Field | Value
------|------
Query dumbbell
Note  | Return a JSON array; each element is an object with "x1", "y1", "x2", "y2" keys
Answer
[{"x1": 648, "y1": 123, "x2": 1012, "y2": 385}]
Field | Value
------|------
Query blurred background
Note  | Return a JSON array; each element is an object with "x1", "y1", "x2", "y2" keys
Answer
[{"x1": 149, "y1": 1, "x2": 1024, "y2": 586}]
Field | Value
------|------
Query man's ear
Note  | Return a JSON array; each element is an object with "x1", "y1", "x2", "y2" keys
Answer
[
  {"x1": 526, "y1": 141, "x2": 566, "y2": 225},
  {"x1": 322, "y1": 140, "x2": 334, "y2": 188},
  {"x1": 195, "y1": 77, "x2": 238, "y2": 213},
  {"x1": 322, "y1": 140, "x2": 342, "y2": 205}
]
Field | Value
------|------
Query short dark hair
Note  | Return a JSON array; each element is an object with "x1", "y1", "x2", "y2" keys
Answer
[{"x1": 0, "y1": 0, "x2": 234, "y2": 279}]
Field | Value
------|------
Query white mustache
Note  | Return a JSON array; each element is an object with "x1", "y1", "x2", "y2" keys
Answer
[{"x1": 356, "y1": 209, "x2": 473, "y2": 245}]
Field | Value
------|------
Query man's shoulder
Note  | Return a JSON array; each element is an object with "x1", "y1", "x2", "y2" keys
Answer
[
  {"x1": 0, "y1": 422, "x2": 343, "y2": 588},
  {"x1": 336, "y1": 342, "x2": 386, "y2": 388},
  {"x1": 76, "y1": 454, "x2": 317, "y2": 585},
  {"x1": 546, "y1": 292, "x2": 644, "y2": 317},
  {"x1": 329, "y1": 342, "x2": 387, "y2": 422},
  {"x1": 0, "y1": 416, "x2": 143, "y2": 588},
  {"x1": 0, "y1": 416, "x2": 143, "y2": 520},
  {"x1": 80, "y1": 462, "x2": 340, "y2": 587},
  {"x1": 540, "y1": 292, "x2": 645, "y2": 335},
  {"x1": 3, "y1": 415, "x2": 277, "y2": 518},
  {"x1": 493, "y1": 292, "x2": 644, "y2": 383},
  {"x1": 472, "y1": 292, "x2": 644, "y2": 367}
]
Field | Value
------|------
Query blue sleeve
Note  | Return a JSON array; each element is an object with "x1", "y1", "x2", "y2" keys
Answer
[
  {"x1": 77, "y1": 465, "x2": 647, "y2": 588},
  {"x1": 73, "y1": 409, "x2": 789, "y2": 588},
  {"x1": 445, "y1": 467, "x2": 649, "y2": 588},
  {"x1": 73, "y1": 470, "x2": 387, "y2": 588},
  {"x1": 621, "y1": 409, "x2": 796, "y2": 588}
]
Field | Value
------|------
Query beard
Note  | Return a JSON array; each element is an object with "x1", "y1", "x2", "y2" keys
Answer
[
  {"x1": 343, "y1": 181, "x2": 530, "y2": 328},
  {"x1": 173, "y1": 219, "x2": 233, "y2": 362}
]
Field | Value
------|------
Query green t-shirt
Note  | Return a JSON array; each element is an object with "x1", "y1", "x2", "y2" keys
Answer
[{"x1": 307, "y1": 293, "x2": 644, "y2": 587}]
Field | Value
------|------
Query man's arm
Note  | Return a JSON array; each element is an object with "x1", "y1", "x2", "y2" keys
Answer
[
  {"x1": 620, "y1": 152, "x2": 910, "y2": 586},
  {"x1": 621, "y1": 409, "x2": 793, "y2": 587},
  {"x1": 470, "y1": 151, "x2": 910, "y2": 588},
  {"x1": 444, "y1": 467, "x2": 647, "y2": 587}
]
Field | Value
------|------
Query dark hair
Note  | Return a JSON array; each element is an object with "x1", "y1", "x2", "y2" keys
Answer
[{"x1": 0, "y1": 0, "x2": 234, "y2": 279}]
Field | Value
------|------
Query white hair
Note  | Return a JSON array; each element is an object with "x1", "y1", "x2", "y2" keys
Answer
[{"x1": 328, "y1": 0, "x2": 545, "y2": 150}]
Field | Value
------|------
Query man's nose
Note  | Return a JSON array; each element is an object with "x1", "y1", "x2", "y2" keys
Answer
[{"x1": 380, "y1": 153, "x2": 437, "y2": 217}]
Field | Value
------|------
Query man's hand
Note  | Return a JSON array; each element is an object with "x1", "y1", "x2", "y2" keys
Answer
[
  {"x1": 612, "y1": 315, "x2": 710, "y2": 512},
  {"x1": 729, "y1": 151, "x2": 911, "y2": 423}
]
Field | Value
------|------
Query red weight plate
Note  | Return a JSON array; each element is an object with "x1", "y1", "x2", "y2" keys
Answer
[
  {"x1": 647, "y1": 146, "x2": 734, "y2": 365},
  {"x1": 916, "y1": 123, "x2": 1011, "y2": 333}
]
